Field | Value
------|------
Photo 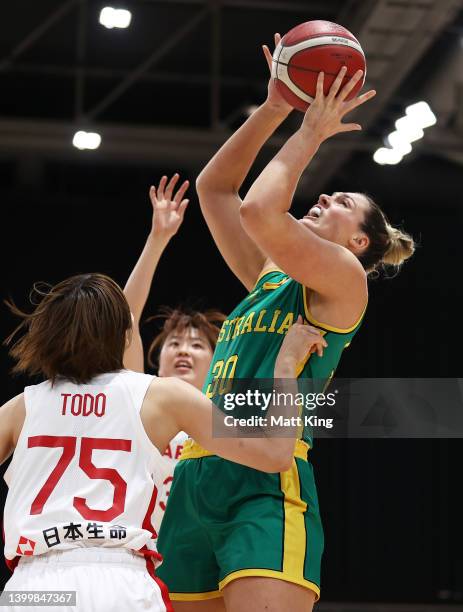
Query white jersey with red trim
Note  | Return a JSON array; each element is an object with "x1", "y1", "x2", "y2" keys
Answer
[
  {"x1": 3, "y1": 370, "x2": 168, "y2": 569},
  {"x1": 151, "y1": 431, "x2": 188, "y2": 534}
]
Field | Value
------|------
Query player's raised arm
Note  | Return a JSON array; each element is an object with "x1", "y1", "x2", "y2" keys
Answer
[
  {"x1": 0, "y1": 394, "x2": 25, "y2": 465},
  {"x1": 142, "y1": 319, "x2": 327, "y2": 473},
  {"x1": 123, "y1": 174, "x2": 189, "y2": 372},
  {"x1": 196, "y1": 34, "x2": 292, "y2": 291},
  {"x1": 240, "y1": 68, "x2": 376, "y2": 303}
]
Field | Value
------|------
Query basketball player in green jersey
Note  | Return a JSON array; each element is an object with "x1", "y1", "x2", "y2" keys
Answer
[{"x1": 157, "y1": 35, "x2": 415, "y2": 611}]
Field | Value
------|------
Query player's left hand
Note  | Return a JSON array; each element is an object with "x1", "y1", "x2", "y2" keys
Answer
[
  {"x1": 149, "y1": 173, "x2": 190, "y2": 240},
  {"x1": 300, "y1": 66, "x2": 376, "y2": 143}
]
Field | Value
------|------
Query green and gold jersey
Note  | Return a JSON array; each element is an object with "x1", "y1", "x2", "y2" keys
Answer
[{"x1": 203, "y1": 268, "x2": 365, "y2": 445}]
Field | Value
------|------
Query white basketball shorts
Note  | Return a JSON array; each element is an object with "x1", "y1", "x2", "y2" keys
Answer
[{"x1": 2, "y1": 547, "x2": 172, "y2": 611}]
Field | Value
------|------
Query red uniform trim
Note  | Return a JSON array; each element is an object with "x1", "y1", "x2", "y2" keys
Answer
[
  {"x1": 2, "y1": 522, "x2": 19, "y2": 572},
  {"x1": 142, "y1": 483, "x2": 158, "y2": 538},
  {"x1": 145, "y1": 557, "x2": 173, "y2": 612},
  {"x1": 136, "y1": 482, "x2": 162, "y2": 560},
  {"x1": 138, "y1": 483, "x2": 163, "y2": 562},
  {"x1": 5, "y1": 555, "x2": 20, "y2": 572},
  {"x1": 140, "y1": 484, "x2": 171, "y2": 608}
]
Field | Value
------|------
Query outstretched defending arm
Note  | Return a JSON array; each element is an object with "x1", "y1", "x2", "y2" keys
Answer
[
  {"x1": 143, "y1": 320, "x2": 327, "y2": 473},
  {"x1": 124, "y1": 174, "x2": 189, "y2": 372},
  {"x1": 196, "y1": 35, "x2": 292, "y2": 291}
]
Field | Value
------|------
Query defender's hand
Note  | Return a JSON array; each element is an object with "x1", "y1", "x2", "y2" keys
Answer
[
  {"x1": 275, "y1": 315, "x2": 328, "y2": 376},
  {"x1": 149, "y1": 173, "x2": 190, "y2": 240}
]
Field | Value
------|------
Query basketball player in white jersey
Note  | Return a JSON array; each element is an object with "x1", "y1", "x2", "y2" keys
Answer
[
  {"x1": 123, "y1": 174, "x2": 225, "y2": 532},
  {"x1": 0, "y1": 273, "x2": 326, "y2": 611}
]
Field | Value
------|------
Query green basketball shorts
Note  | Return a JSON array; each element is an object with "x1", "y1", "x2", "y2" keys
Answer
[{"x1": 156, "y1": 439, "x2": 324, "y2": 602}]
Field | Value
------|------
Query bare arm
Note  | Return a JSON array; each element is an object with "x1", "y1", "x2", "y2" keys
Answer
[
  {"x1": 123, "y1": 175, "x2": 189, "y2": 371},
  {"x1": 142, "y1": 321, "x2": 327, "y2": 473},
  {"x1": 196, "y1": 35, "x2": 292, "y2": 291},
  {"x1": 240, "y1": 69, "x2": 376, "y2": 302},
  {"x1": 0, "y1": 394, "x2": 25, "y2": 465}
]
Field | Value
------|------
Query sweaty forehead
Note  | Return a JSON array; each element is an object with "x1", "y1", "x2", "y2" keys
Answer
[{"x1": 166, "y1": 326, "x2": 207, "y2": 342}]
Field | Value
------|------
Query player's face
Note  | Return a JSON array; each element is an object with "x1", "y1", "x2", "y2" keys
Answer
[
  {"x1": 299, "y1": 192, "x2": 370, "y2": 255},
  {"x1": 158, "y1": 326, "x2": 213, "y2": 390}
]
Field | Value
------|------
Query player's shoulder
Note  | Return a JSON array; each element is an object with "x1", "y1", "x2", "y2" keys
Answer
[
  {"x1": 116, "y1": 369, "x2": 154, "y2": 385},
  {"x1": 0, "y1": 393, "x2": 26, "y2": 445},
  {"x1": 102, "y1": 370, "x2": 157, "y2": 412},
  {"x1": 145, "y1": 377, "x2": 195, "y2": 418},
  {"x1": 23, "y1": 379, "x2": 52, "y2": 395},
  {"x1": 254, "y1": 267, "x2": 290, "y2": 286},
  {"x1": 0, "y1": 392, "x2": 25, "y2": 415},
  {"x1": 89, "y1": 369, "x2": 154, "y2": 395},
  {"x1": 147, "y1": 375, "x2": 190, "y2": 396}
]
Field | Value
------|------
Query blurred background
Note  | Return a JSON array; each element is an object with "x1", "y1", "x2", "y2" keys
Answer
[{"x1": 1, "y1": 0, "x2": 463, "y2": 607}]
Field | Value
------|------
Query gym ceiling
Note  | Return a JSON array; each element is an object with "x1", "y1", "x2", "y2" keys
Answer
[{"x1": 0, "y1": 0, "x2": 462, "y2": 198}]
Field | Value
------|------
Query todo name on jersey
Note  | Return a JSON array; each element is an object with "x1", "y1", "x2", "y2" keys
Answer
[{"x1": 3, "y1": 370, "x2": 168, "y2": 570}]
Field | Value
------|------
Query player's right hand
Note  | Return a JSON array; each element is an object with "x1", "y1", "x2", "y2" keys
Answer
[
  {"x1": 149, "y1": 173, "x2": 190, "y2": 240},
  {"x1": 276, "y1": 315, "x2": 328, "y2": 373},
  {"x1": 262, "y1": 33, "x2": 293, "y2": 115}
]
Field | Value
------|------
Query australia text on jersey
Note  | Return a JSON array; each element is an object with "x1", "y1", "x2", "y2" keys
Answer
[{"x1": 217, "y1": 309, "x2": 296, "y2": 343}]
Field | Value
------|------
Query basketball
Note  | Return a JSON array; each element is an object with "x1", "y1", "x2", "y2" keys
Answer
[{"x1": 271, "y1": 20, "x2": 366, "y2": 112}]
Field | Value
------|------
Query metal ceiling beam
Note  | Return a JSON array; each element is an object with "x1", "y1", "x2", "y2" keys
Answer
[
  {"x1": 424, "y1": 125, "x2": 463, "y2": 152},
  {"x1": 0, "y1": 119, "x2": 286, "y2": 166},
  {"x1": 10, "y1": 63, "x2": 252, "y2": 88},
  {"x1": 74, "y1": 0, "x2": 87, "y2": 120},
  {"x1": 143, "y1": 0, "x2": 333, "y2": 12},
  {"x1": 0, "y1": 0, "x2": 79, "y2": 72},
  {"x1": 335, "y1": 0, "x2": 380, "y2": 33},
  {"x1": 217, "y1": 0, "x2": 333, "y2": 10},
  {"x1": 0, "y1": 118, "x2": 460, "y2": 166},
  {"x1": 210, "y1": 1, "x2": 222, "y2": 129},
  {"x1": 83, "y1": 7, "x2": 210, "y2": 121},
  {"x1": 300, "y1": 0, "x2": 463, "y2": 198}
]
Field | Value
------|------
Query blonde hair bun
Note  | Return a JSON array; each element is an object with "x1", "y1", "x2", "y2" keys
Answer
[{"x1": 382, "y1": 226, "x2": 415, "y2": 267}]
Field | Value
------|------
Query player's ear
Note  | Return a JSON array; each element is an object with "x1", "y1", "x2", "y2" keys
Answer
[{"x1": 349, "y1": 232, "x2": 369, "y2": 253}]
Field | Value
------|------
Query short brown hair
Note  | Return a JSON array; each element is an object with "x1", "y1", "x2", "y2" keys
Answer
[
  {"x1": 147, "y1": 307, "x2": 226, "y2": 369},
  {"x1": 359, "y1": 195, "x2": 415, "y2": 275},
  {"x1": 5, "y1": 274, "x2": 132, "y2": 385}
]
